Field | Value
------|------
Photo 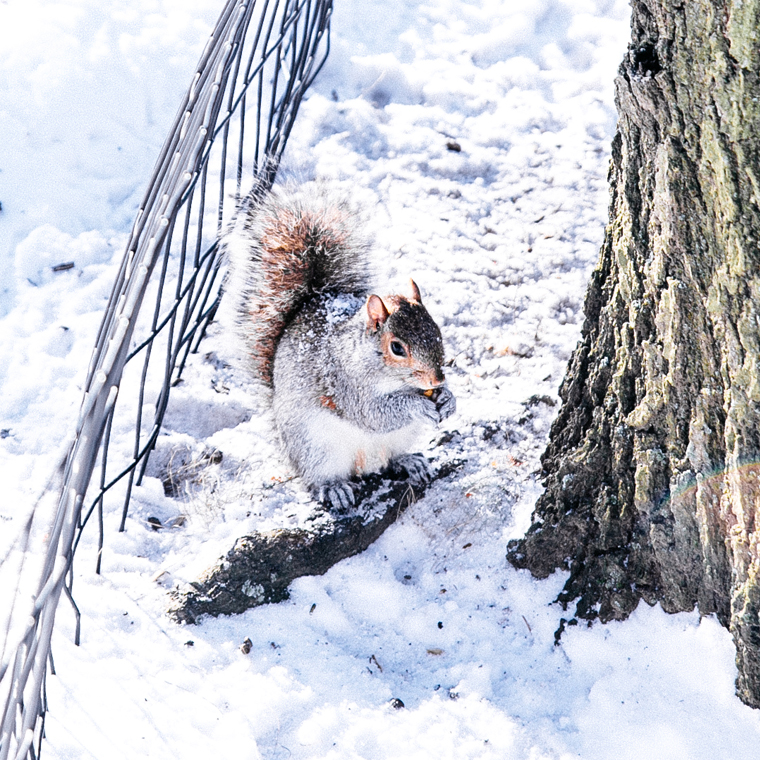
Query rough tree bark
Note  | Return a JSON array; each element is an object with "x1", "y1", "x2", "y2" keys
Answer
[{"x1": 507, "y1": 0, "x2": 760, "y2": 706}]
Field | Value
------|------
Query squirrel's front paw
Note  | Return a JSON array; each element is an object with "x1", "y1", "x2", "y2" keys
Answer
[
  {"x1": 419, "y1": 397, "x2": 441, "y2": 424},
  {"x1": 388, "y1": 453, "x2": 433, "y2": 487},
  {"x1": 434, "y1": 387, "x2": 456, "y2": 421},
  {"x1": 317, "y1": 481, "x2": 355, "y2": 512}
]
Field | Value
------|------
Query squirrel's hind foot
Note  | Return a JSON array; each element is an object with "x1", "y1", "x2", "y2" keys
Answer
[
  {"x1": 314, "y1": 455, "x2": 431, "y2": 512},
  {"x1": 387, "y1": 453, "x2": 433, "y2": 488},
  {"x1": 316, "y1": 481, "x2": 356, "y2": 512}
]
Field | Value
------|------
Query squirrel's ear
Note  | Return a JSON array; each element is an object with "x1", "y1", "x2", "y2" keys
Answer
[
  {"x1": 366, "y1": 294, "x2": 389, "y2": 331},
  {"x1": 408, "y1": 279, "x2": 422, "y2": 303}
]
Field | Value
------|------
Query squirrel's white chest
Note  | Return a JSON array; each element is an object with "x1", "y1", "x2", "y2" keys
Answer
[{"x1": 304, "y1": 409, "x2": 420, "y2": 482}]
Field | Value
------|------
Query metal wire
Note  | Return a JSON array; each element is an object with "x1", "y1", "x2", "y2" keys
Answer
[{"x1": 0, "y1": 0, "x2": 332, "y2": 756}]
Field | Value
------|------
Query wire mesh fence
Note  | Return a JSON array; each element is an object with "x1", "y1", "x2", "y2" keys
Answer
[{"x1": 0, "y1": 0, "x2": 332, "y2": 755}]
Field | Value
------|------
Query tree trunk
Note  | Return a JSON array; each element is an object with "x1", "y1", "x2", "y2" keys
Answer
[{"x1": 507, "y1": 0, "x2": 760, "y2": 707}]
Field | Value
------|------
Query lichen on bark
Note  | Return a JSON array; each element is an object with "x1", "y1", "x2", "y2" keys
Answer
[{"x1": 507, "y1": 0, "x2": 760, "y2": 706}]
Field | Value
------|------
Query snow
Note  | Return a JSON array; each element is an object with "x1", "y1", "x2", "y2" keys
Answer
[{"x1": 2, "y1": 0, "x2": 760, "y2": 758}]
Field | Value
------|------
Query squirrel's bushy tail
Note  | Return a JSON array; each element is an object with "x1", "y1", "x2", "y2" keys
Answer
[{"x1": 224, "y1": 182, "x2": 372, "y2": 385}]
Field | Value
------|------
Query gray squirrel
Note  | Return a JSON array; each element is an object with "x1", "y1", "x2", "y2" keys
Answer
[{"x1": 224, "y1": 183, "x2": 456, "y2": 509}]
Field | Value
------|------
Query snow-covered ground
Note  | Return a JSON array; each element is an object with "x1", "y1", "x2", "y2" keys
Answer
[{"x1": 3, "y1": 0, "x2": 760, "y2": 757}]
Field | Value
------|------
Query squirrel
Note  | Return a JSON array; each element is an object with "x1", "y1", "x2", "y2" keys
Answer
[{"x1": 224, "y1": 182, "x2": 456, "y2": 510}]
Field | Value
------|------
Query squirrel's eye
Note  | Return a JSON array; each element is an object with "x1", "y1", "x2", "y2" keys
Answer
[{"x1": 390, "y1": 340, "x2": 407, "y2": 357}]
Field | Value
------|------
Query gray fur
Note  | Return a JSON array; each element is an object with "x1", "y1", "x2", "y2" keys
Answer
[
  {"x1": 225, "y1": 184, "x2": 456, "y2": 509},
  {"x1": 224, "y1": 182, "x2": 372, "y2": 385}
]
